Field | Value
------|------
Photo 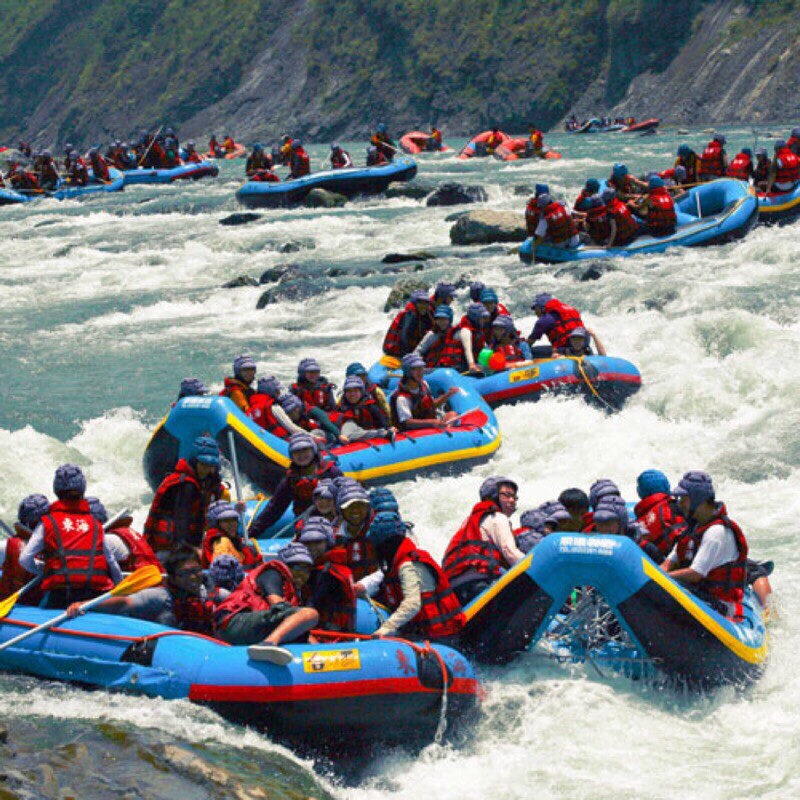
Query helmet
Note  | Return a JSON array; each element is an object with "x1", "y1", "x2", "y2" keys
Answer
[
  {"x1": 376, "y1": 123, "x2": 388, "y2": 133},
  {"x1": 86, "y1": 496, "x2": 108, "y2": 524},
  {"x1": 756, "y1": 147, "x2": 768, "y2": 158},
  {"x1": 88, "y1": 148, "x2": 98, "y2": 157},
  {"x1": 713, "y1": 134, "x2": 726, "y2": 144},
  {"x1": 534, "y1": 183, "x2": 549, "y2": 196},
  {"x1": 65, "y1": 143, "x2": 74, "y2": 152},
  {"x1": 281, "y1": 134, "x2": 290, "y2": 143},
  {"x1": 401, "y1": 352, "x2": 425, "y2": 376},
  {"x1": 601, "y1": 187, "x2": 616, "y2": 204},
  {"x1": 206, "y1": 500, "x2": 239, "y2": 527},
  {"x1": 178, "y1": 377, "x2": 209, "y2": 398},
  {"x1": 466, "y1": 302, "x2": 490, "y2": 325},
  {"x1": 741, "y1": 147, "x2": 752, "y2": 157},
  {"x1": 612, "y1": 163, "x2": 628, "y2": 178},
  {"x1": 345, "y1": 363, "x2": 368, "y2": 380},
  {"x1": 336, "y1": 479, "x2": 370, "y2": 513},
  {"x1": 17, "y1": 494, "x2": 50, "y2": 530},
  {"x1": 469, "y1": 281, "x2": 486, "y2": 302},
  {"x1": 369, "y1": 486, "x2": 399, "y2": 514},
  {"x1": 774, "y1": 140, "x2": 787, "y2": 151},
  {"x1": 210, "y1": 554, "x2": 245, "y2": 591},
  {"x1": 279, "y1": 393, "x2": 304, "y2": 414},
  {"x1": 672, "y1": 470, "x2": 715, "y2": 513},
  {"x1": 191, "y1": 435, "x2": 221, "y2": 467},
  {"x1": 530, "y1": 293, "x2": 553, "y2": 311},
  {"x1": 491, "y1": 314, "x2": 515, "y2": 334},
  {"x1": 252, "y1": 143, "x2": 263, "y2": 152},
  {"x1": 434, "y1": 304, "x2": 453, "y2": 321},
  {"x1": 367, "y1": 511, "x2": 406, "y2": 547},
  {"x1": 256, "y1": 376, "x2": 282, "y2": 398},
  {"x1": 677, "y1": 144, "x2": 691, "y2": 157},
  {"x1": 536, "y1": 193, "x2": 552, "y2": 208},
  {"x1": 187, "y1": 141, "x2": 195, "y2": 148},
  {"x1": 409, "y1": 289, "x2": 431, "y2": 305},
  {"x1": 588, "y1": 478, "x2": 620, "y2": 509},
  {"x1": 331, "y1": 143, "x2": 340, "y2": 151},
  {"x1": 288, "y1": 431, "x2": 318, "y2": 455},
  {"x1": 279, "y1": 542, "x2": 314, "y2": 567},
  {"x1": 53, "y1": 463, "x2": 87, "y2": 496},
  {"x1": 434, "y1": 282, "x2": 456, "y2": 300},
  {"x1": 297, "y1": 357, "x2": 321, "y2": 376},
  {"x1": 585, "y1": 178, "x2": 600, "y2": 193},
  {"x1": 568, "y1": 326, "x2": 588, "y2": 341},
  {"x1": 343, "y1": 375, "x2": 365, "y2": 392},
  {"x1": 313, "y1": 479, "x2": 337, "y2": 501},
  {"x1": 298, "y1": 516, "x2": 335, "y2": 548},
  {"x1": 792, "y1": 128, "x2": 800, "y2": 139},
  {"x1": 519, "y1": 508, "x2": 546, "y2": 533},
  {"x1": 41, "y1": 149, "x2": 51, "y2": 159},
  {"x1": 636, "y1": 469, "x2": 670, "y2": 500},
  {"x1": 593, "y1": 497, "x2": 626, "y2": 526},
  {"x1": 480, "y1": 288, "x2": 498, "y2": 304},
  {"x1": 674, "y1": 166, "x2": 687, "y2": 180},
  {"x1": 543, "y1": 501, "x2": 570, "y2": 527},
  {"x1": 648, "y1": 175, "x2": 664, "y2": 189},
  {"x1": 479, "y1": 475, "x2": 518, "y2": 502},
  {"x1": 232, "y1": 354, "x2": 256, "y2": 379}
]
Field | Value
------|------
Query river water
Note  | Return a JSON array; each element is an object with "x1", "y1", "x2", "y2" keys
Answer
[{"x1": 1, "y1": 126, "x2": 798, "y2": 799}]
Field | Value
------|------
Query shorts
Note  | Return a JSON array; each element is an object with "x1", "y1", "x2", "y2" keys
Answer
[{"x1": 219, "y1": 604, "x2": 300, "y2": 646}]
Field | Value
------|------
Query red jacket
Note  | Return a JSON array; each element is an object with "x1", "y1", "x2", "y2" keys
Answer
[
  {"x1": 634, "y1": 493, "x2": 686, "y2": 558},
  {"x1": 443, "y1": 500, "x2": 505, "y2": 582}
]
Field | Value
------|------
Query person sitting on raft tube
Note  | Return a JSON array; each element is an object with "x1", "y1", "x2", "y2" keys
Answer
[
  {"x1": 208, "y1": 135, "x2": 223, "y2": 158},
  {"x1": 485, "y1": 128, "x2": 504, "y2": 154},
  {"x1": 332, "y1": 479, "x2": 380, "y2": 583},
  {"x1": 221, "y1": 135, "x2": 236, "y2": 155},
  {"x1": 249, "y1": 375, "x2": 297, "y2": 438},
  {"x1": 765, "y1": 139, "x2": 800, "y2": 195},
  {"x1": 221, "y1": 354, "x2": 257, "y2": 413},
  {"x1": 634, "y1": 470, "x2": 687, "y2": 561},
  {"x1": 487, "y1": 314, "x2": 532, "y2": 363},
  {"x1": 88, "y1": 496, "x2": 161, "y2": 575},
  {"x1": 415, "y1": 304, "x2": 458, "y2": 368},
  {"x1": 447, "y1": 302, "x2": 492, "y2": 373},
  {"x1": 383, "y1": 289, "x2": 434, "y2": 357},
  {"x1": 249, "y1": 432, "x2": 343, "y2": 539},
  {"x1": 443, "y1": 476, "x2": 524, "y2": 605},
  {"x1": 630, "y1": 175, "x2": 677, "y2": 237},
  {"x1": 184, "y1": 141, "x2": 203, "y2": 164},
  {"x1": 524, "y1": 183, "x2": 550, "y2": 236},
  {"x1": 344, "y1": 362, "x2": 391, "y2": 419},
  {"x1": 390, "y1": 353, "x2": 459, "y2": 431},
  {"x1": 336, "y1": 376, "x2": 397, "y2": 443},
  {"x1": 36, "y1": 150, "x2": 60, "y2": 191},
  {"x1": 608, "y1": 163, "x2": 647, "y2": 201},
  {"x1": 371, "y1": 123, "x2": 396, "y2": 161},
  {"x1": 291, "y1": 358, "x2": 337, "y2": 413},
  {"x1": 527, "y1": 124, "x2": 545, "y2": 158},
  {"x1": 288, "y1": 140, "x2": 310, "y2": 179},
  {"x1": 532, "y1": 193, "x2": 580, "y2": 249},
  {"x1": 144, "y1": 435, "x2": 228, "y2": 558},
  {"x1": 600, "y1": 187, "x2": 640, "y2": 248},
  {"x1": 366, "y1": 511, "x2": 465, "y2": 643},
  {"x1": 726, "y1": 147, "x2": 754, "y2": 182},
  {"x1": 65, "y1": 151, "x2": 89, "y2": 186},
  {"x1": 214, "y1": 542, "x2": 320, "y2": 663},
  {"x1": 527, "y1": 293, "x2": 586, "y2": 351},
  {"x1": 581, "y1": 479, "x2": 621, "y2": 532},
  {"x1": 428, "y1": 126, "x2": 444, "y2": 150},
  {"x1": 786, "y1": 127, "x2": 800, "y2": 157},
  {"x1": 479, "y1": 288, "x2": 509, "y2": 324},
  {"x1": 19, "y1": 464, "x2": 122, "y2": 611},
  {"x1": 246, "y1": 144, "x2": 278, "y2": 182},
  {"x1": 330, "y1": 143, "x2": 353, "y2": 169},
  {"x1": 555, "y1": 326, "x2": 606, "y2": 357},
  {"x1": 674, "y1": 144, "x2": 700, "y2": 184},
  {"x1": 699, "y1": 134, "x2": 729, "y2": 182},
  {"x1": 87, "y1": 148, "x2": 111, "y2": 182},
  {"x1": 201, "y1": 500, "x2": 262, "y2": 570},
  {"x1": 366, "y1": 145, "x2": 389, "y2": 166},
  {"x1": 753, "y1": 148, "x2": 771, "y2": 192},
  {"x1": 278, "y1": 393, "x2": 343, "y2": 446},
  {"x1": 0, "y1": 493, "x2": 50, "y2": 603},
  {"x1": 573, "y1": 178, "x2": 601, "y2": 213}
]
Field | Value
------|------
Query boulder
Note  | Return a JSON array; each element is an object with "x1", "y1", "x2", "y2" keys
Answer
[
  {"x1": 326, "y1": 267, "x2": 347, "y2": 277},
  {"x1": 382, "y1": 251, "x2": 437, "y2": 264},
  {"x1": 445, "y1": 210, "x2": 470, "y2": 223},
  {"x1": 384, "y1": 181, "x2": 435, "y2": 200},
  {"x1": 257, "y1": 279, "x2": 324, "y2": 309},
  {"x1": 554, "y1": 263, "x2": 615, "y2": 282},
  {"x1": 426, "y1": 182, "x2": 487, "y2": 207},
  {"x1": 449, "y1": 210, "x2": 527, "y2": 245},
  {"x1": 513, "y1": 185, "x2": 533, "y2": 196},
  {"x1": 258, "y1": 264, "x2": 302, "y2": 284},
  {"x1": 383, "y1": 278, "x2": 430, "y2": 312},
  {"x1": 305, "y1": 188, "x2": 347, "y2": 208},
  {"x1": 219, "y1": 212, "x2": 261, "y2": 226},
  {"x1": 221, "y1": 275, "x2": 259, "y2": 288}
]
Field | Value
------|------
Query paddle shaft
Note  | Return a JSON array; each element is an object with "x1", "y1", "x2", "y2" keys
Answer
[
  {"x1": 138, "y1": 126, "x2": 164, "y2": 167},
  {"x1": 226, "y1": 430, "x2": 248, "y2": 543}
]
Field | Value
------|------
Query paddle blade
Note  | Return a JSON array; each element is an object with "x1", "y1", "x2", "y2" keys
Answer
[
  {"x1": 110, "y1": 565, "x2": 163, "y2": 597},
  {"x1": 0, "y1": 589, "x2": 22, "y2": 620}
]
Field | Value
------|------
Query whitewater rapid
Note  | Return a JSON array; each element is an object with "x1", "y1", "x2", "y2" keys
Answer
[{"x1": 1, "y1": 126, "x2": 798, "y2": 798}]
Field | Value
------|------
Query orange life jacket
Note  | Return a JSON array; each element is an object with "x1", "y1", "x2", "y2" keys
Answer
[{"x1": 542, "y1": 298, "x2": 585, "y2": 349}]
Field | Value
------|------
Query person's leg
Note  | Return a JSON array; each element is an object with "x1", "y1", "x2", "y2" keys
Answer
[{"x1": 265, "y1": 607, "x2": 319, "y2": 645}]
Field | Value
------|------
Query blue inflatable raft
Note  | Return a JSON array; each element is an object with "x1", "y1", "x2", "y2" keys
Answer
[
  {"x1": 369, "y1": 354, "x2": 642, "y2": 413},
  {"x1": 0, "y1": 168, "x2": 125, "y2": 205},
  {"x1": 459, "y1": 533, "x2": 767, "y2": 688},
  {"x1": 757, "y1": 184, "x2": 800, "y2": 225},
  {"x1": 121, "y1": 161, "x2": 219, "y2": 185},
  {"x1": 519, "y1": 179, "x2": 758, "y2": 264},
  {"x1": 235, "y1": 157, "x2": 418, "y2": 208},
  {"x1": 0, "y1": 605, "x2": 480, "y2": 753},
  {"x1": 143, "y1": 369, "x2": 500, "y2": 492}
]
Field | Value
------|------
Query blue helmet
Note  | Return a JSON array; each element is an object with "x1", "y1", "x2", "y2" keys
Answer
[
  {"x1": 376, "y1": 123, "x2": 388, "y2": 134},
  {"x1": 178, "y1": 377, "x2": 209, "y2": 398},
  {"x1": 756, "y1": 147, "x2": 768, "y2": 158},
  {"x1": 331, "y1": 143, "x2": 340, "y2": 151},
  {"x1": 87, "y1": 496, "x2": 108, "y2": 524},
  {"x1": 401, "y1": 352, "x2": 425, "y2": 376},
  {"x1": 593, "y1": 496, "x2": 628, "y2": 529},
  {"x1": 17, "y1": 494, "x2": 50, "y2": 530},
  {"x1": 519, "y1": 508, "x2": 546, "y2": 533},
  {"x1": 346, "y1": 362, "x2": 368, "y2": 378},
  {"x1": 612, "y1": 163, "x2": 628, "y2": 178},
  {"x1": 588, "y1": 478, "x2": 620, "y2": 509},
  {"x1": 530, "y1": 293, "x2": 553, "y2": 311},
  {"x1": 741, "y1": 147, "x2": 752, "y2": 157},
  {"x1": 534, "y1": 183, "x2": 549, "y2": 197},
  {"x1": 775, "y1": 140, "x2": 787, "y2": 151},
  {"x1": 278, "y1": 542, "x2": 314, "y2": 567},
  {"x1": 233, "y1": 354, "x2": 256, "y2": 379},
  {"x1": 713, "y1": 134, "x2": 726, "y2": 145},
  {"x1": 297, "y1": 357, "x2": 321, "y2": 377},
  {"x1": 53, "y1": 463, "x2": 87, "y2": 496},
  {"x1": 191, "y1": 435, "x2": 221, "y2": 467},
  {"x1": 368, "y1": 511, "x2": 406, "y2": 547},
  {"x1": 210, "y1": 554, "x2": 245, "y2": 591},
  {"x1": 469, "y1": 281, "x2": 486, "y2": 302},
  {"x1": 409, "y1": 289, "x2": 431, "y2": 306},
  {"x1": 343, "y1": 375, "x2": 365, "y2": 392},
  {"x1": 491, "y1": 314, "x2": 515, "y2": 334},
  {"x1": 677, "y1": 144, "x2": 691, "y2": 157},
  {"x1": 636, "y1": 469, "x2": 670, "y2": 500},
  {"x1": 298, "y1": 516, "x2": 335, "y2": 548},
  {"x1": 369, "y1": 486, "x2": 399, "y2": 514},
  {"x1": 467, "y1": 302, "x2": 490, "y2": 325},
  {"x1": 672, "y1": 470, "x2": 715, "y2": 514},
  {"x1": 536, "y1": 193, "x2": 552, "y2": 208},
  {"x1": 648, "y1": 175, "x2": 664, "y2": 189},
  {"x1": 585, "y1": 178, "x2": 600, "y2": 193},
  {"x1": 480, "y1": 288, "x2": 499, "y2": 304},
  {"x1": 292, "y1": 140, "x2": 303, "y2": 150},
  {"x1": 288, "y1": 431, "x2": 318, "y2": 455},
  {"x1": 279, "y1": 393, "x2": 304, "y2": 415},
  {"x1": 313, "y1": 479, "x2": 337, "y2": 501},
  {"x1": 206, "y1": 500, "x2": 239, "y2": 528},
  {"x1": 434, "y1": 304, "x2": 454, "y2": 321},
  {"x1": 252, "y1": 143, "x2": 263, "y2": 152},
  {"x1": 256, "y1": 376, "x2": 282, "y2": 398}
]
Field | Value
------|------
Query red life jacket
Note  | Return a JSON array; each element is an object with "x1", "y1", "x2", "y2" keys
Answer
[
  {"x1": 422, "y1": 328, "x2": 454, "y2": 368},
  {"x1": 581, "y1": 510, "x2": 597, "y2": 533},
  {"x1": 306, "y1": 560, "x2": 357, "y2": 631},
  {"x1": 542, "y1": 201, "x2": 578, "y2": 244},
  {"x1": 251, "y1": 170, "x2": 280, "y2": 182},
  {"x1": 220, "y1": 377, "x2": 253, "y2": 408},
  {"x1": 645, "y1": 187, "x2": 677, "y2": 234},
  {"x1": 633, "y1": 493, "x2": 686, "y2": 558},
  {"x1": 248, "y1": 394, "x2": 289, "y2": 438},
  {"x1": 171, "y1": 589, "x2": 216, "y2": 635},
  {"x1": 389, "y1": 380, "x2": 437, "y2": 430},
  {"x1": 754, "y1": 159, "x2": 770, "y2": 184},
  {"x1": 338, "y1": 395, "x2": 387, "y2": 429},
  {"x1": 106, "y1": 525, "x2": 161, "y2": 572},
  {"x1": 382, "y1": 302, "x2": 432, "y2": 357},
  {"x1": 328, "y1": 533, "x2": 380, "y2": 583},
  {"x1": 90, "y1": 155, "x2": 110, "y2": 182},
  {"x1": 378, "y1": 538, "x2": 465, "y2": 639},
  {"x1": 542, "y1": 298, "x2": 585, "y2": 349},
  {"x1": 288, "y1": 459, "x2": 339, "y2": 516},
  {"x1": 675, "y1": 504, "x2": 748, "y2": 618},
  {"x1": 700, "y1": 141, "x2": 725, "y2": 177},
  {"x1": 291, "y1": 150, "x2": 310, "y2": 176},
  {"x1": 525, "y1": 199, "x2": 541, "y2": 236},
  {"x1": 214, "y1": 560, "x2": 299, "y2": 630},
  {"x1": 446, "y1": 316, "x2": 486, "y2": 368},
  {"x1": 586, "y1": 202, "x2": 610, "y2": 243},
  {"x1": 201, "y1": 528, "x2": 262, "y2": 570},
  {"x1": 529, "y1": 130, "x2": 543, "y2": 150},
  {"x1": 186, "y1": 150, "x2": 203, "y2": 164},
  {"x1": 39, "y1": 161, "x2": 60, "y2": 186},
  {"x1": 773, "y1": 147, "x2": 800, "y2": 187},
  {"x1": 291, "y1": 379, "x2": 336, "y2": 412},
  {"x1": 0, "y1": 537, "x2": 37, "y2": 600},
  {"x1": 573, "y1": 189, "x2": 595, "y2": 209},
  {"x1": 40, "y1": 499, "x2": 113, "y2": 594},
  {"x1": 442, "y1": 500, "x2": 505, "y2": 582},
  {"x1": 607, "y1": 198, "x2": 639, "y2": 245},
  {"x1": 609, "y1": 174, "x2": 638, "y2": 196},
  {"x1": 144, "y1": 459, "x2": 224, "y2": 553},
  {"x1": 331, "y1": 150, "x2": 350, "y2": 168},
  {"x1": 486, "y1": 133, "x2": 503, "y2": 150},
  {"x1": 726, "y1": 153, "x2": 753, "y2": 180}
]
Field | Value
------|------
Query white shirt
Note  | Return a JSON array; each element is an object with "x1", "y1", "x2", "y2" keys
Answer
[
  {"x1": 481, "y1": 510, "x2": 524, "y2": 566},
  {"x1": 376, "y1": 561, "x2": 438, "y2": 636},
  {"x1": 667, "y1": 523, "x2": 739, "y2": 576}
]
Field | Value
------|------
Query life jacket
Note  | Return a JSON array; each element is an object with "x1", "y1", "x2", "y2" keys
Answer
[
  {"x1": 378, "y1": 538, "x2": 465, "y2": 639},
  {"x1": 306, "y1": 559, "x2": 357, "y2": 631},
  {"x1": 331, "y1": 150, "x2": 351, "y2": 168},
  {"x1": 39, "y1": 160, "x2": 60, "y2": 186},
  {"x1": 337, "y1": 394, "x2": 387, "y2": 429},
  {"x1": 251, "y1": 169, "x2": 280, "y2": 182},
  {"x1": 492, "y1": 340, "x2": 525, "y2": 363},
  {"x1": 645, "y1": 187, "x2": 677, "y2": 234},
  {"x1": 367, "y1": 149, "x2": 390, "y2": 166},
  {"x1": 542, "y1": 298, "x2": 585, "y2": 349},
  {"x1": 287, "y1": 459, "x2": 339, "y2": 516},
  {"x1": 581, "y1": 511, "x2": 596, "y2": 533},
  {"x1": 389, "y1": 380, "x2": 437, "y2": 430},
  {"x1": 291, "y1": 378, "x2": 336, "y2": 412},
  {"x1": 431, "y1": 129, "x2": 443, "y2": 146},
  {"x1": 223, "y1": 137, "x2": 236, "y2": 153},
  {"x1": 633, "y1": 493, "x2": 686, "y2": 558},
  {"x1": 11, "y1": 171, "x2": 39, "y2": 191},
  {"x1": 90, "y1": 155, "x2": 110, "y2": 182},
  {"x1": 573, "y1": 189, "x2": 595, "y2": 210},
  {"x1": 486, "y1": 132, "x2": 503, "y2": 151},
  {"x1": 328, "y1": 534, "x2": 380, "y2": 583},
  {"x1": 773, "y1": 147, "x2": 800, "y2": 188},
  {"x1": 753, "y1": 159, "x2": 770, "y2": 184},
  {"x1": 171, "y1": 588, "x2": 216, "y2": 635},
  {"x1": 529, "y1": 130, "x2": 543, "y2": 150},
  {"x1": 382, "y1": 302, "x2": 432, "y2": 357},
  {"x1": 442, "y1": 500, "x2": 506, "y2": 582},
  {"x1": 290, "y1": 150, "x2": 310, "y2": 177},
  {"x1": 0, "y1": 537, "x2": 37, "y2": 601},
  {"x1": 609, "y1": 174, "x2": 638, "y2": 196},
  {"x1": 726, "y1": 152, "x2": 753, "y2": 181},
  {"x1": 607, "y1": 198, "x2": 639, "y2": 245},
  {"x1": 106, "y1": 525, "x2": 161, "y2": 572},
  {"x1": 185, "y1": 150, "x2": 203, "y2": 164},
  {"x1": 248, "y1": 394, "x2": 289, "y2": 438},
  {"x1": 214, "y1": 560, "x2": 299, "y2": 630},
  {"x1": 700, "y1": 141, "x2": 725, "y2": 177},
  {"x1": 40, "y1": 499, "x2": 113, "y2": 595},
  {"x1": 525, "y1": 199, "x2": 541, "y2": 236},
  {"x1": 586, "y1": 202, "x2": 611, "y2": 243},
  {"x1": 542, "y1": 201, "x2": 577, "y2": 244},
  {"x1": 422, "y1": 328, "x2": 455, "y2": 368},
  {"x1": 144, "y1": 459, "x2": 224, "y2": 553},
  {"x1": 371, "y1": 133, "x2": 394, "y2": 159},
  {"x1": 675, "y1": 503, "x2": 748, "y2": 618},
  {"x1": 220, "y1": 377, "x2": 253, "y2": 411},
  {"x1": 201, "y1": 527, "x2": 262, "y2": 570},
  {"x1": 246, "y1": 152, "x2": 271, "y2": 174},
  {"x1": 444, "y1": 316, "x2": 486, "y2": 369}
]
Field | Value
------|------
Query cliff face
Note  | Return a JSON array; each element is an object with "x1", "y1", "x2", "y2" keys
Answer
[{"x1": 0, "y1": 0, "x2": 797, "y2": 148}]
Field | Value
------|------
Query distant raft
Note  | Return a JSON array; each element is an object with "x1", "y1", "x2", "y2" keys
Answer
[
  {"x1": 0, "y1": 168, "x2": 125, "y2": 205},
  {"x1": 621, "y1": 118, "x2": 661, "y2": 133},
  {"x1": 568, "y1": 119, "x2": 626, "y2": 134},
  {"x1": 235, "y1": 156, "x2": 418, "y2": 208},
  {"x1": 520, "y1": 178, "x2": 758, "y2": 263},
  {"x1": 458, "y1": 131, "x2": 512, "y2": 159},
  {"x1": 399, "y1": 131, "x2": 451, "y2": 154},
  {"x1": 757, "y1": 182, "x2": 800, "y2": 225},
  {"x1": 369, "y1": 354, "x2": 642, "y2": 413},
  {"x1": 121, "y1": 161, "x2": 219, "y2": 185},
  {"x1": 458, "y1": 533, "x2": 767, "y2": 689},
  {"x1": 493, "y1": 138, "x2": 562, "y2": 161}
]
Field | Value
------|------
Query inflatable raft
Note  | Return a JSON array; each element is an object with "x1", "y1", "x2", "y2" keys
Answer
[
  {"x1": 235, "y1": 156, "x2": 418, "y2": 208},
  {"x1": 0, "y1": 606, "x2": 479, "y2": 753},
  {"x1": 143, "y1": 370, "x2": 500, "y2": 491},
  {"x1": 520, "y1": 179, "x2": 758, "y2": 263},
  {"x1": 621, "y1": 118, "x2": 660, "y2": 133},
  {"x1": 568, "y1": 119, "x2": 625, "y2": 134},
  {"x1": 400, "y1": 131, "x2": 451, "y2": 154},
  {"x1": 121, "y1": 161, "x2": 219, "y2": 185},
  {"x1": 0, "y1": 168, "x2": 125, "y2": 205},
  {"x1": 369, "y1": 354, "x2": 642, "y2": 413},
  {"x1": 458, "y1": 131, "x2": 512, "y2": 159},
  {"x1": 459, "y1": 533, "x2": 767, "y2": 688},
  {"x1": 757, "y1": 183, "x2": 800, "y2": 225},
  {"x1": 224, "y1": 143, "x2": 247, "y2": 159},
  {"x1": 493, "y1": 139, "x2": 562, "y2": 161}
]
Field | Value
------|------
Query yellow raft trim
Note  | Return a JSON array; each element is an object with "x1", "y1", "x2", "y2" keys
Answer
[
  {"x1": 144, "y1": 414, "x2": 169, "y2": 451},
  {"x1": 463, "y1": 550, "x2": 535, "y2": 622},
  {"x1": 642, "y1": 559, "x2": 767, "y2": 664},
  {"x1": 759, "y1": 194, "x2": 800, "y2": 214}
]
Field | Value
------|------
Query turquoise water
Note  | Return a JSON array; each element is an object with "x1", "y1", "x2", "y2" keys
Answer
[{"x1": 1, "y1": 125, "x2": 799, "y2": 798}]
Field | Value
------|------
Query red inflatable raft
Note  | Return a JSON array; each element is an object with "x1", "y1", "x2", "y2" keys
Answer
[
  {"x1": 458, "y1": 130, "x2": 512, "y2": 159},
  {"x1": 400, "y1": 131, "x2": 451, "y2": 154},
  {"x1": 493, "y1": 138, "x2": 562, "y2": 161}
]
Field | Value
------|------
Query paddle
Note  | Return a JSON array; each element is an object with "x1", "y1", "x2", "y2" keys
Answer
[
  {"x1": 0, "y1": 564, "x2": 162, "y2": 654},
  {"x1": 269, "y1": 506, "x2": 313, "y2": 540},
  {"x1": 137, "y1": 126, "x2": 164, "y2": 168},
  {"x1": 226, "y1": 429, "x2": 249, "y2": 544}
]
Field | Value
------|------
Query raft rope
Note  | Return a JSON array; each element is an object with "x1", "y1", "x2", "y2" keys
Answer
[{"x1": 569, "y1": 357, "x2": 617, "y2": 413}]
